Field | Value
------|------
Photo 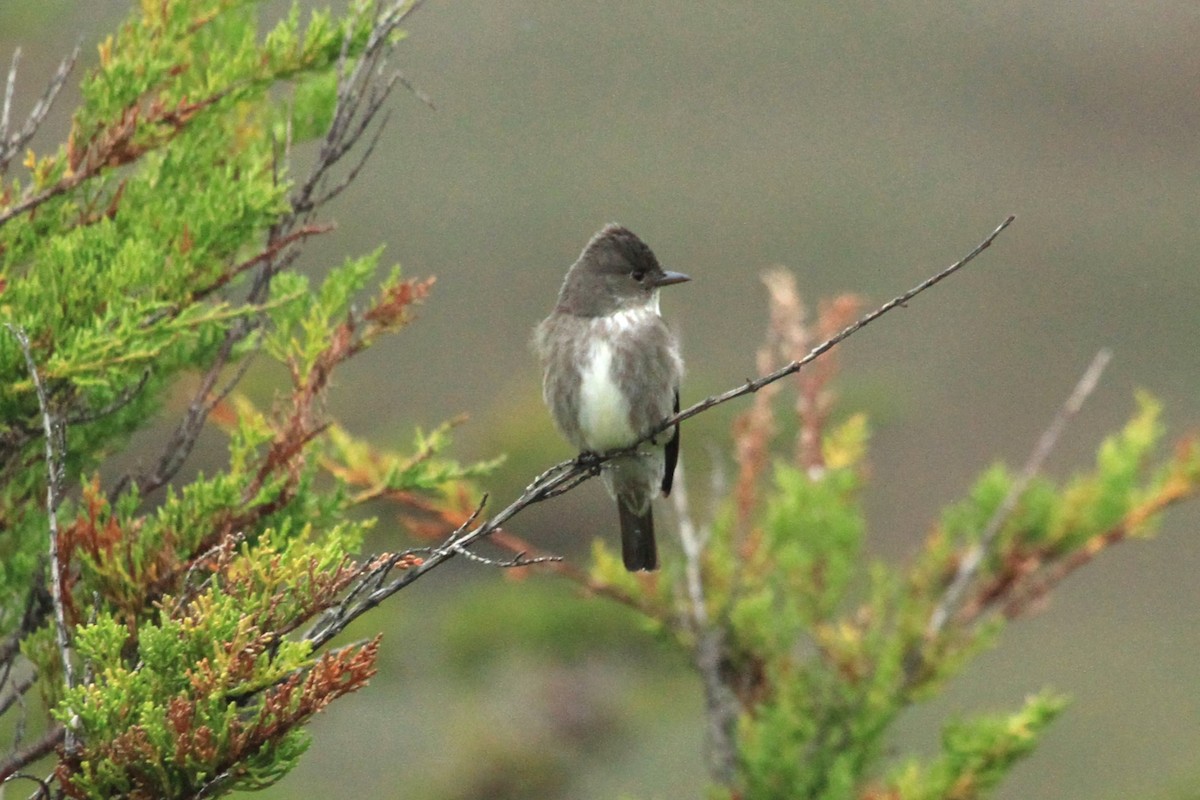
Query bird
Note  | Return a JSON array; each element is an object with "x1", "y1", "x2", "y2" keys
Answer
[{"x1": 534, "y1": 224, "x2": 689, "y2": 571}]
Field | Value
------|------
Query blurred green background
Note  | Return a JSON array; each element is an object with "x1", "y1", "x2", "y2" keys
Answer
[{"x1": 3, "y1": 2, "x2": 1198, "y2": 798}]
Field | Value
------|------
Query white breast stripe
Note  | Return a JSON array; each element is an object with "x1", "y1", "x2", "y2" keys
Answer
[{"x1": 578, "y1": 336, "x2": 636, "y2": 451}]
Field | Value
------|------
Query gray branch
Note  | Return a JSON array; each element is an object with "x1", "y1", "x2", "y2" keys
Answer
[
  {"x1": 925, "y1": 347, "x2": 1113, "y2": 637},
  {"x1": 671, "y1": 460, "x2": 738, "y2": 785},
  {"x1": 2, "y1": 325, "x2": 75, "y2": 754},
  {"x1": 0, "y1": 42, "x2": 81, "y2": 174}
]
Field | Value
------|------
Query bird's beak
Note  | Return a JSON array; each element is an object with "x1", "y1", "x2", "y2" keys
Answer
[{"x1": 653, "y1": 270, "x2": 691, "y2": 287}]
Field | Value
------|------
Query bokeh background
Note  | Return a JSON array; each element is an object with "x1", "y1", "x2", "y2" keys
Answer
[{"x1": 3, "y1": 2, "x2": 1198, "y2": 798}]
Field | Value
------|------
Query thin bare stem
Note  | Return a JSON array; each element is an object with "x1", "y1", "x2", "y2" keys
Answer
[
  {"x1": 290, "y1": 0, "x2": 426, "y2": 221},
  {"x1": 672, "y1": 460, "x2": 708, "y2": 628},
  {"x1": 1, "y1": 771, "x2": 50, "y2": 800},
  {"x1": 671, "y1": 460, "x2": 738, "y2": 784},
  {"x1": 926, "y1": 348, "x2": 1113, "y2": 637},
  {"x1": 0, "y1": 41, "x2": 80, "y2": 174},
  {"x1": 3, "y1": 325, "x2": 75, "y2": 753},
  {"x1": 0, "y1": 727, "x2": 64, "y2": 786},
  {"x1": 64, "y1": 369, "x2": 151, "y2": 426},
  {"x1": 661, "y1": 215, "x2": 1016, "y2": 435},
  {"x1": 0, "y1": 672, "x2": 38, "y2": 719},
  {"x1": 1, "y1": 48, "x2": 18, "y2": 148}
]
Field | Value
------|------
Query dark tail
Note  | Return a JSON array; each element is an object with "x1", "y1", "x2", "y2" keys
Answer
[{"x1": 618, "y1": 500, "x2": 658, "y2": 572}]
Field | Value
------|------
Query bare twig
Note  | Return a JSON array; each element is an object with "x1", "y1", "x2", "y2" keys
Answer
[
  {"x1": 188, "y1": 223, "x2": 332, "y2": 304},
  {"x1": 3, "y1": 326, "x2": 75, "y2": 753},
  {"x1": 0, "y1": 41, "x2": 81, "y2": 174},
  {"x1": 64, "y1": 369, "x2": 151, "y2": 426},
  {"x1": 304, "y1": 217, "x2": 1018, "y2": 649},
  {"x1": 671, "y1": 460, "x2": 738, "y2": 785},
  {"x1": 290, "y1": 0, "x2": 427, "y2": 221},
  {"x1": 672, "y1": 460, "x2": 709, "y2": 627},
  {"x1": 1, "y1": 771, "x2": 51, "y2": 800},
  {"x1": 312, "y1": 106, "x2": 393, "y2": 209},
  {"x1": 0, "y1": 725, "x2": 63, "y2": 785},
  {"x1": 661, "y1": 215, "x2": 1016, "y2": 435},
  {"x1": 423, "y1": 494, "x2": 561, "y2": 567},
  {"x1": 1, "y1": 49, "x2": 18, "y2": 150},
  {"x1": 190, "y1": 769, "x2": 233, "y2": 800},
  {"x1": 438, "y1": 545, "x2": 561, "y2": 569},
  {"x1": 394, "y1": 68, "x2": 436, "y2": 110},
  {"x1": 0, "y1": 671, "x2": 38, "y2": 719},
  {"x1": 115, "y1": 325, "x2": 243, "y2": 500},
  {"x1": 926, "y1": 348, "x2": 1112, "y2": 637}
]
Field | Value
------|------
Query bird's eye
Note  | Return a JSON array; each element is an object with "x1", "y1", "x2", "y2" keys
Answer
[{"x1": 631, "y1": 270, "x2": 646, "y2": 282}]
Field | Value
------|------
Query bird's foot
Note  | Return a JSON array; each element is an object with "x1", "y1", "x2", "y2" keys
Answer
[{"x1": 575, "y1": 450, "x2": 604, "y2": 472}]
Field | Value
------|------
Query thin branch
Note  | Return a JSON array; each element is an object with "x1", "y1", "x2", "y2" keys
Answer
[
  {"x1": 0, "y1": 671, "x2": 38, "y2": 719},
  {"x1": 661, "y1": 215, "x2": 1016, "y2": 435},
  {"x1": 415, "y1": 498, "x2": 563, "y2": 568},
  {"x1": 312, "y1": 106, "x2": 392, "y2": 209},
  {"x1": 1, "y1": 771, "x2": 51, "y2": 800},
  {"x1": 289, "y1": 0, "x2": 430, "y2": 220},
  {"x1": 0, "y1": 174, "x2": 85, "y2": 229},
  {"x1": 305, "y1": 458, "x2": 588, "y2": 649},
  {"x1": 0, "y1": 588, "x2": 49, "y2": 682},
  {"x1": 64, "y1": 369, "x2": 151, "y2": 426},
  {"x1": 0, "y1": 726, "x2": 63, "y2": 786},
  {"x1": 0, "y1": 41, "x2": 81, "y2": 174},
  {"x1": 115, "y1": 325, "x2": 243, "y2": 500},
  {"x1": 926, "y1": 347, "x2": 1112, "y2": 637},
  {"x1": 188, "y1": 223, "x2": 332, "y2": 304},
  {"x1": 304, "y1": 216, "x2": 1018, "y2": 649},
  {"x1": 436, "y1": 545, "x2": 561, "y2": 569},
  {"x1": 3, "y1": 326, "x2": 75, "y2": 754},
  {"x1": 672, "y1": 460, "x2": 709, "y2": 629},
  {"x1": 394, "y1": 67, "x2": 436, "y2": 110},
  {"x1": 1, "y1": 48, "x2": 18, "y2": 150},
  {"x1": 671, "y1": 460, "x2": 738, "y2": 785}
]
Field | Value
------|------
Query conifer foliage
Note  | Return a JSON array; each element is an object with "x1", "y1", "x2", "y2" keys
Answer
[
  {"x1": 573, "y1": 274, "x2": 1200, "y2": 799},
  {"x1": 0, "y1": 2, "x2": 480, "y2": 797}
]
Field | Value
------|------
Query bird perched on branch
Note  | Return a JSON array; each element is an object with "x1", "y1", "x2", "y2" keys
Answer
[{"x1": 535, "y1": 224, "x2": 689, "y2": 571}]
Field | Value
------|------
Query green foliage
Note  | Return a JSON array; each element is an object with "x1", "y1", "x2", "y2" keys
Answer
[
  {"x1": 586, "y1": 296, "x2": 1200, "y2": 799},
  {"x1": 888, "y1": 691, "x2": 1068, "y2": 800},
  {"x1": 0, "y1": 0, "x2": 380, "y2": 629},
  {"x1": 57, "y1": 529, "x2": 375, "y2": 798},
  {"x1": 0, "y1": 1, "x2": 481, "y2": 797}
]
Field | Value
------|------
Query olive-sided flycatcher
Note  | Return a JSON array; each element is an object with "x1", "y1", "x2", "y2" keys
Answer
[{"x1": 535, "y1": 224, "x2": 689, "y2": 571}]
